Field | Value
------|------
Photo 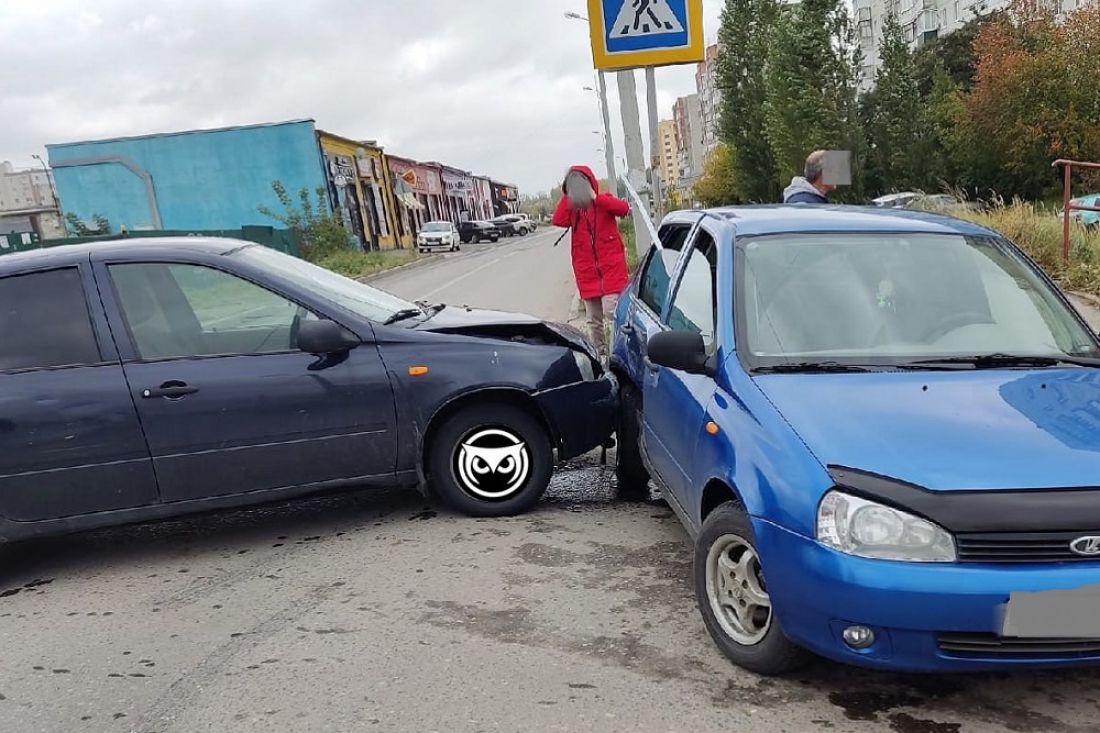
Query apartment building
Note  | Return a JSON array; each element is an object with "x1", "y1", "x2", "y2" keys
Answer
[
  {"x1": 695, "y1": 44, "x2": 721, "y2": 155},
  {"x1": 853, "y1": 0, "x2": 1085, "y2": 89},
  {"x1": 673, "y1": 94, "x2": 706, "y2": 194},
  {"x1": 657, "y1": 119, "x2": 680, "y2": 192}
]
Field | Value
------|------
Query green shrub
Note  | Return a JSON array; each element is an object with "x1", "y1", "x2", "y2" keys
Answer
[{"x1": 314, "y1": 250, "x2": 417, "y2": 280}]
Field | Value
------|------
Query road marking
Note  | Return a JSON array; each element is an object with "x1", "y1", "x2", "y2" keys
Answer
[{"x1": 418, "y1": 250, "x2": 522, "y2": 301}]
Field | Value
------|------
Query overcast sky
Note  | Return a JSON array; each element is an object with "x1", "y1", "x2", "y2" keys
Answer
[{"x1": 0, "y1": 0, "x2": 724, "y2": 195}]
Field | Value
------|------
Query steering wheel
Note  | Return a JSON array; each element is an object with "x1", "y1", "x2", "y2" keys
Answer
[{"x1": 920, "y1": 310, "x2": 988, "y2": 342}]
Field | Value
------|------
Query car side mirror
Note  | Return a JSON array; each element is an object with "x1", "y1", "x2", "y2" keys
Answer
[
  {"x1": 647, "y1": 330, "x2": 712, "y2": 376},
  {"x1": 297, "y1": 319, "x2": 361, "y2": 354}
]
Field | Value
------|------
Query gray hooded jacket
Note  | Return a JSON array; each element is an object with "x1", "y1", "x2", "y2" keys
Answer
[{"x1": 783, "y1": 177, "x2": 828, "y2": 204}]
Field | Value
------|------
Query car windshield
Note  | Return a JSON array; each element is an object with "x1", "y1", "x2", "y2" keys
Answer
[
  {"x1": 233, "y1": 245, "x2": 416, "y2": 323},
  {"x1": 738, "y1": 233, "x2": 1100, "y2": 368},
  {"x1": 423, "y1": 222, "x2": 450, "y2": 232}
]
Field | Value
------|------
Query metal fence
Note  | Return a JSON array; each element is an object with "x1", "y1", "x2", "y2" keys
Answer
[{"x1": 0, "y1": 225, "x2": 301, "y2": 258}]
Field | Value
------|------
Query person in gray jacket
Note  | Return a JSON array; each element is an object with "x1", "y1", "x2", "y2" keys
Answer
[{"x1": 783, "y1": 150, "x2": 833, "y2": 204}]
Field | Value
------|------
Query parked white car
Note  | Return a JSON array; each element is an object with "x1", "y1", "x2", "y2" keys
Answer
[{"x1": 417, "y1": 221, "x2": 460, "y2": 253}]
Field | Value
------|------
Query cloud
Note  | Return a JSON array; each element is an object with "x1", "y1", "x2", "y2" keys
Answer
[{"x1": 0, "y1": 0, "x2": 723, "y2": 194}]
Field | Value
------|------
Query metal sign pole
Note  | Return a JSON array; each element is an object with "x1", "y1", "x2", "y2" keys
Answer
[
  {"x1": 597, "y1": 71, "x2": 618, "y2": 188},
  {"x1": 616, "y1": 69, "x2": 653, "y2": 257},
  {"x1": 645, "y1": 67, "x2": 663, "y2": 219}
]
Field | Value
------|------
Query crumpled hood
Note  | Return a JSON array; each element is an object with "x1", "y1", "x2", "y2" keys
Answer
[
  {"x1": 755, "y1": 369, "x2": 1100, "y2": 491},
  {"x1": 414, "y1": 306, "x2": 597, "y2": 359},
  {"x1": 783, "y1": 176, "x2": 825, "y2": 203}
]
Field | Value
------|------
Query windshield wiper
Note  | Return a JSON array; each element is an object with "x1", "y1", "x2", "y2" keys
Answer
[
  {"x1": 382, "y1": 307, "x2": 425, "y2": 326},
  {"x1": 752, "y1": 361, "x2": 877, "y2": 374},
  {"x1": 907, "y1": 353, "x2": 1100, "y2": 369}
]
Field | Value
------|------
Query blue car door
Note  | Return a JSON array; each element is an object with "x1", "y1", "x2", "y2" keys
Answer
[
  {"x1": 0, "y1": 262, "x2": 158, "y2": 523},
  {"x1": 642, "y1": 224, "x2": 721, "y2": 502},
  {"x1": 616, "y1": 223, "x2": 694, "y2": 386},
  {"x1": 96, "y1": 258, "x2": 397, "y2": 504}
]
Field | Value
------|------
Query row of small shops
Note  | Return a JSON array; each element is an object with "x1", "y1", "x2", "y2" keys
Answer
[{"x1": 45, "y1": 119, "x2": 520, "y2": 251}]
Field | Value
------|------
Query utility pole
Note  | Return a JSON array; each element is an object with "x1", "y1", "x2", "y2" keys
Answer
[
  {"x1": 596, "y1": 71, "x2": 618, "y2": 188},
  {"x1": 645, "y1": 68, "x2": 663, "y2": 220},
  {"x1": 616, "y1": 69, "x2": 652, "y2": 256}
]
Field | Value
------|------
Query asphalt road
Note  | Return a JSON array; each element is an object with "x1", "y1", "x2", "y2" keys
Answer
[{"x1": 4, "y1": 230, "x2": 1100, "y2": 733}]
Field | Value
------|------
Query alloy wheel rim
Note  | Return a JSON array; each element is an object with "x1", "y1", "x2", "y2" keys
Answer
[{"x1": 705, "y1": 533, "x2": 772, "y2": 646}]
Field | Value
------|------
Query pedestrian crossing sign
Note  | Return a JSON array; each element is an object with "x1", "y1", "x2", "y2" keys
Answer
[{"x1": 587, "y1": 0, "x2": 704, "y2": 71}]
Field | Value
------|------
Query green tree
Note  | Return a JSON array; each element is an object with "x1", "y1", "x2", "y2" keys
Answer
[
  {"x1": 864, "y1": 12, "x2": 926, "y2": 194},
  {"x1": 64, "y1": 212, "x2": 110, "y2": 236},
  {"x1": 716, "y1": 0, "x2": 780, "y2": 202},
  {"x1": 764, "y1": 0, "x2": 864, "y2": 198},
  {"x1": 258, "y1": 180, "x2": 350, "y2": 260},
  {"x1": 912, "y1": 14, "x2": 992, "y2": 97},
  {"x1": 693, "y1": 144, "x2": 739, "y2": 207}
]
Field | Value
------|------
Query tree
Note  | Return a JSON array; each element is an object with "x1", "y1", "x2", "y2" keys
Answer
[
  {"x1": 258, "y1": 180, "x2": 350, "y2": 259},
  {"x1": 952, "y1": 1, "x2": 1100, "y2": 200},
  {"x1": 693, "y1": 144, "x2": 739, "y2": 207},
  {"x1": 716, "y1": 0, "x2": 780, "y2": 202},
  {"x1": 763, "y1": 0, "x2": 864, "y2": 198},
  {"x1": 864, "y1": 12, "x2": 926, "y2": 194},
  {"x1": 64, "y1": 212, "x2": 110, "y2": 236},
  {"x1": 912, "y1": 14, "x2": 992, "y2": 98}
]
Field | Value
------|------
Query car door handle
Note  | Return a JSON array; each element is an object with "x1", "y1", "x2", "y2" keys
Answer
[
  {"x1": 620, "y1": 323, "x2": 635, "y2": 336},
  {"x1": 142, "y1": 382, "x2": 199, "y2": 400}
]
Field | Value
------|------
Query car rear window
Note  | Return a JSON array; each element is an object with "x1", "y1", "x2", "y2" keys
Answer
[{"x1": 0, "y1": 268, "x2": 101, "y2": 371}]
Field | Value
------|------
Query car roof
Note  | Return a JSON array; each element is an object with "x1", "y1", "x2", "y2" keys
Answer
[
  {"x1": 0, "y1": 236, "x2": 250, "y2": 274},
  {"x1": 673, "y1": 204, "x2": 998, "y2": 239}
]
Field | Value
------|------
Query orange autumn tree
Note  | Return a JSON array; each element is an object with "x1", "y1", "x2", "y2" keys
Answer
[{"x1": 951, "y1": 0, "x2": 1100, "y2": 199}]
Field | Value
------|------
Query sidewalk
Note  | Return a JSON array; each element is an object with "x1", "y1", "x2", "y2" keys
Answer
[{"x1": 1069, "y1": 292, "x2": 1100, "y2": 332}]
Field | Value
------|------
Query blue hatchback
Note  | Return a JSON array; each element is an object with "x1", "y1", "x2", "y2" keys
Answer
[{"x1": 612, "y1": 205, "x2": 1100, "y2": 674}]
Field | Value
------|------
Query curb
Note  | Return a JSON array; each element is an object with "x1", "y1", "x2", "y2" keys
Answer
[
  {"x1": 358, "y1": 254, "x2": 438, "y2": 284},
  {"x1": 1068, "y1": 290, "x2": 1100, "y2": 309}
]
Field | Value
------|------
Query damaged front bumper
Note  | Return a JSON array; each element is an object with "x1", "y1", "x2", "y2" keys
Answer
[{"x1": 535, "y1": 371, "x2": 619, "y2": 460}]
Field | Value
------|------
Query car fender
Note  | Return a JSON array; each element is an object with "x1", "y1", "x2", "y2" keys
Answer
[{"x1": 688, "y1": 368, "x2": 833, "y2": 538}]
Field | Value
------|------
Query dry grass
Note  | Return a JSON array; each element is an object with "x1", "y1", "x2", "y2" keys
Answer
[{"x1": 946, "y1": 198, "x2": 1100, "y2": 296}]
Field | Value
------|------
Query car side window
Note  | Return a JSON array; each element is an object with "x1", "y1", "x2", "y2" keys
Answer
[
  {"x1": 0, "y1": 268, "x2": 101, "y2": 371},
  {"x1": 667, "y1": 231, "x2": 719, "y2": 352},
  {"x1": 110, "y1": 263, "x2": 316, "y2": 361},
  {"x1": 638, "y1": 224, "x2": 691, "y2": 315}
]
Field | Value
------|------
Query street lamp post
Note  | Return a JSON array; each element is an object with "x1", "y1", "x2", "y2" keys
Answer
[
  {"x1": 565, "y1": 12, "x2": 617, "y2": 189},
  {"x1": 30, "y1": 154, "x2": 57, "y2": 210}
]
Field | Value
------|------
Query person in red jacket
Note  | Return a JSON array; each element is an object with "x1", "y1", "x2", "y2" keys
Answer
[{"x1": 551, "y1": 165, "x2": 631, "y2": 358}]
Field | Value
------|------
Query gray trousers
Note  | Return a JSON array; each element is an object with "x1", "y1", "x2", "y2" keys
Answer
[{"x1": 583, "y1": 294, "x2": 620, "y2": 357}]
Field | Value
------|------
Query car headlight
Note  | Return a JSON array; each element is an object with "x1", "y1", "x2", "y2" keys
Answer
[
  {"x1": 572, "y1": 350, "x2": 596, "y2": 381},
  {"x1": 816, "y1": 490, "x2": 955, "y2": 562}
]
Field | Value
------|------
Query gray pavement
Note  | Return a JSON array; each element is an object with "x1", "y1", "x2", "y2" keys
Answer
[{"x1": 4, "y1": 230, "x2": 1100, "y2": 732}]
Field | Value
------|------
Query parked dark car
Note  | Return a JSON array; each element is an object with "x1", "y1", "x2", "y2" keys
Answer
[
  {"x1": 0, "y1": 238, "x2": 617, "y2": 543},
  {"x1": 458, "y1": 220, "x2": 501, "y2": 244},
  {"x1": 490, "y1": 216, "x2": 518, "y2": 237}
]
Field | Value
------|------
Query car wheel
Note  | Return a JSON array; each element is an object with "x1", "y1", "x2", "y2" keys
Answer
[
  {"x1": 615, "y1": 382, "x2": 650, "y2": 500},
  {"x1": 694, "y1": 503, "x2": 810, "y2": 676},
  {"x1": 427, "y1": 403, "x2": 553, "y2": 518}
]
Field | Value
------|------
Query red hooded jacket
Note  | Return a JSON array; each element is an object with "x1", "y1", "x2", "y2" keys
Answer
[{"x1": 551, "y1": 165, "x2": 631, "y2": 300}]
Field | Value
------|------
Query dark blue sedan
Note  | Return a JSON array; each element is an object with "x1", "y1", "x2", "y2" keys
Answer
[{"x1": 0, "y1": 238, "x2": 616, "y2": 542}]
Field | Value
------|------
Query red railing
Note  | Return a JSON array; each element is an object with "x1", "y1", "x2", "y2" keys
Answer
[{"x1": 1053, "y1": 159, "x2": 1100, "y2": 266}]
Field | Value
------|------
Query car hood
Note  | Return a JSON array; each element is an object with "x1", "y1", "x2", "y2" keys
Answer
[
  {"x1": 414, "y1": 306, "x2": 597, "y2": 359},
  {"x1": 754, "y1": 369, "x2": 1100, "y2": 491}
]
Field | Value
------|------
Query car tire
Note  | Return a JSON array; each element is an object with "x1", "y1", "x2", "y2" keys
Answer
[
  {"x1": 694, "y1": 503, "x2": 811, "y2": 676},
  {"x1": 427, "y1": 403, "x2": 553, "y2": 518},
  {"x1": 615, "y1": 383, "x2": 650, "y2": 500}
]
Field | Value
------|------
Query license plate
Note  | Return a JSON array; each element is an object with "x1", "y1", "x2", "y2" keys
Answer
[{"x1": 1002, "y1": 584, "x2": 1100, "y2": 638}]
